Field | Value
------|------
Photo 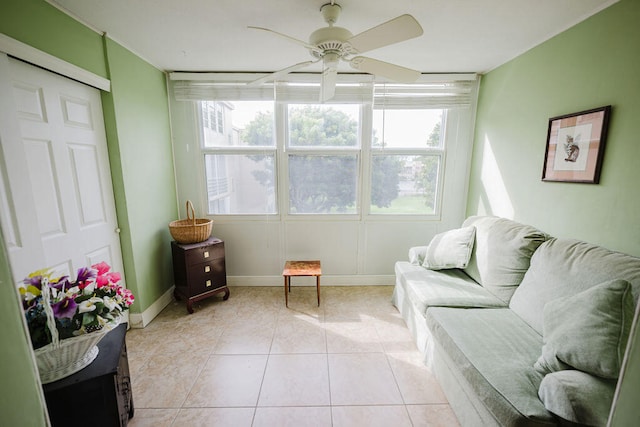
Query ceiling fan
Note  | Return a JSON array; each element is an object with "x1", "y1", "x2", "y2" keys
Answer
[{"x1": 247, "y1": 1, "x2": 424, "y2": 102}]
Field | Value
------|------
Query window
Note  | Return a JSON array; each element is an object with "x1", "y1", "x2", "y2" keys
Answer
[
  {"x1": 289, "y1": 154, "x2": 358, "y2": 214},
  {"x1": 177, "y1": 77, "x2": 477, "y2": 218},
  {"x1": 288, "y1": 104, "x2": 359, "y2": 147},
  {"x1": 370, "y1": 109, "x2": 445, "y2": 214},
  {"x1": 201, "y1": 101, "x2": 276, "y2": 214},
  {"x1": 287, "y1": 104, "x2": 360, "y2": 214}
]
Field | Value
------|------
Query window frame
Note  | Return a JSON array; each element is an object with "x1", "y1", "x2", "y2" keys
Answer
[
  {"x1": 199, "y1": 100, "x2": 279, "y2": 216},
  {"x1": 282, "y1": 102, "x2": 363, "y2": 219},
  {"x1": 365, "y1": 109, "x2": 447, "y2": 218},
  {"x1": 185, "y1": 75, "x2": 477, "y2": 221}
]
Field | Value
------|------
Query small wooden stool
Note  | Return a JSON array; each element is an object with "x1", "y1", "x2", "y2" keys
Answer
[{"x1": 282, "y1": 260, "x2": 321, "y2": 307}]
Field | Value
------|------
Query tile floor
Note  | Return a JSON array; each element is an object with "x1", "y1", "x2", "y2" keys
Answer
[{"x1": 126, "y1": 286, "x2": 460, "y2": 427}]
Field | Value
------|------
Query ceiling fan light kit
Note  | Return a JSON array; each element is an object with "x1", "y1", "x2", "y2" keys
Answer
[{"x1": 248, "y1": 2, "x2": 424, "y2": 101}]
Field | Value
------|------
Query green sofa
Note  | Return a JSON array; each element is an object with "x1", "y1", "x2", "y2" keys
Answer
[{"x1": 392, "y1": 216, "x2": 640, "y2": 426}]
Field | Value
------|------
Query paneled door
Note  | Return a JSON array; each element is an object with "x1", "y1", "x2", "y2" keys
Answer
[{"x1": 0, "y1": 54, "x2": 125, "y2": 285}]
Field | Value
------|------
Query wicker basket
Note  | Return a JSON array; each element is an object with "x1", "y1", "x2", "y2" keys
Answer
[
  {"x1": 169, "y1": 200, "x2": 213, "y2": 244},
  {"x1": 34, "y1": 285, "x2": 120, "y2": 384}
]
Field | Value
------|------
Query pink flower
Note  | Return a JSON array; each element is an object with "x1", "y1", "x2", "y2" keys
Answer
[
  {"x1": 92, "y1": 262, "x2": 111, "y2": 276},
  {"x1": 96, "y1": 275, "x2": 109, "y2": 288}
]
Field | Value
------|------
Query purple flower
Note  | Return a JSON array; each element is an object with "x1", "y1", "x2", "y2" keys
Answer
[
  {"x1": 22, "y1": 276, "x2": 43, "y2": 290},
  {"x1": 50, "y1": 276, "x2": 70, "y2": 291},
  {"x1": 52, "y1": 297, "x2": 78, "y2": 319},
  {"x1": 75, "y1": 267, "x2": 96, "y2": 286}
]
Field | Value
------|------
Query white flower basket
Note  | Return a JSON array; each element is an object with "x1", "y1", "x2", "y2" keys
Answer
[{"x1": 34, "y1": 284, "x2": 121, "y2": 384}]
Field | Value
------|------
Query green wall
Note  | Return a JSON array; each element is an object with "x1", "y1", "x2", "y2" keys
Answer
[
  {"x1": 467, "y1": 0, "x2": 640, "y2": 425},
  {"x1": 467, "y1": 0, "x2": 640, "y2": 257},
  {"x1": 0, "y1": 0, "x2": 107, "y2": 78},
  {"x1": 0, "y1": 232, "x2": 47, "y2": 425},
  {"x1": 102, "y1": 38, "x2": 177, "y2": 312},
  {"x1": 1, "y1": 0, "x2": 176, "y2": 421}
]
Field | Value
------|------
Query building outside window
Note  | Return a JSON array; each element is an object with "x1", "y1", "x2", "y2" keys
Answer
[{"x1": 202, "y1": 101, "x2": 226, "y2": 141}]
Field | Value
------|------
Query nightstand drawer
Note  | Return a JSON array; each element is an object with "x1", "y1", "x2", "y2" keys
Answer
[
  {"x1": 190, "y1": 259, "x2": 226, "y2": 294},
  {"x1": 184, "y1": 242, "x2": 224, "y2": 266}
]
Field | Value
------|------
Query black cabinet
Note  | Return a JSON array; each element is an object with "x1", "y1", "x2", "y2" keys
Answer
[
  {"x1": 43, "y1": 323, "x2": 133, "y2": 427},
  {"x1": 171, "y1": 237, "x2": 230, "y2": 313}
]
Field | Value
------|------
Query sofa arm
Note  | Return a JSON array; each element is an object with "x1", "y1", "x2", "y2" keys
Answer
[{"x1": 408, "y1": 246, "x2": 428, "y2": 265}]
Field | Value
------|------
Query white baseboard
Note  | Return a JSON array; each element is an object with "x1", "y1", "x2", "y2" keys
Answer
[
  {"x1": 129, "y1": 285, "x2": 175, "y2": 329},
  {"x1": 226, "y1": 275, "x2": 395, "y2": 286}
]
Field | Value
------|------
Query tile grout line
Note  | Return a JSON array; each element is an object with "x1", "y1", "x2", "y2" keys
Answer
[
  {"x1": 250, "y1": 306, "x2": 281, "y2": 426},
  {"x1": 322, "y1": 305, "x2": 335, "y2": 426},
  {"x1": 126, "y1": 287, "x2": 457, "y2": 426}
]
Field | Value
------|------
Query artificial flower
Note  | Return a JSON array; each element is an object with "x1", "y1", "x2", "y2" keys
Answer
[
  {"x1": 51, "y1": 296, "x2": 77, "y2": 319},
  {"x1": 19, "y1": 285, "x2": 41, "y2": 303},
  {"x1": 78, "y1": 297, "x2": 103, "y2": 313},
  {"x1": 18, "y1": 263, "x2": 134, "y2": 350},
  {"x1": 92, "y1": 262, "x2": 111, "y2": 276},
  {"x1": 102, "y1": 296, "x2": 119, "y2": 312}
]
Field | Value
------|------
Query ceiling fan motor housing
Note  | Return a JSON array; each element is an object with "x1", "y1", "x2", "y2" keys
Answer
[{"x1": 309, "y1": 26, "x2": 353, "y2": 59}]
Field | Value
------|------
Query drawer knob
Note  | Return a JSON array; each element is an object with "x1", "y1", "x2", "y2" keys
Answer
[
  {"x1": 204, "y1": 266, "x2": 211, "y2": 273},
  {"x1": 206, "y1": 280, "x2": 212, "y2": 287},
  {"x1": 203, "y1": 251, "x2": 210, "y2": 258}
]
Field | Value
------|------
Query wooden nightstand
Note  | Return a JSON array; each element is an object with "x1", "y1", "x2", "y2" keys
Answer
[{"x1": 171, "y1": 237, "x2": 230, "y2": 313}]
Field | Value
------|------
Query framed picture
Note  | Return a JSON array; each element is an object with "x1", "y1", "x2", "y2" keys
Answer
[{"x1": 542, "y1": 105, "x2": 611, "y2": 183}]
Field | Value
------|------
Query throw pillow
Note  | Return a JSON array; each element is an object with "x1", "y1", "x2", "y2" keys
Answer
[
  {"x1": 423, "y1": 226, "x2": 476, "y2": 270},
  {"x1": 462, "y1": 216, "x2": 549, "y2": 303},
  {"x1": 408, "y1": 246, "x2": 428, "y2": 265},
  {"x1": 534, "y1": 279, "x2": 634, "y2": 379},
  {"x1": 538, "y1": 370, "x2": 617, "y2": 426}
]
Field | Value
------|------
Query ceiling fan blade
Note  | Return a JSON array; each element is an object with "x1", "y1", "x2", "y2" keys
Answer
[
  {"x1": 350, "y1": 56, "x2": 421, "y2": 83},
  {"x1": 248, "y1": 26, "x2": 321, "y2": 54},
  {"x1": 320, "y1": 67, "x2": 337, "y2": 102},
  {"x1": 345, "y1": 14, "x2": 423, "y2": 54},
  {"x1": 247, "y1": 60, "x2": 318, "y2": 86}
]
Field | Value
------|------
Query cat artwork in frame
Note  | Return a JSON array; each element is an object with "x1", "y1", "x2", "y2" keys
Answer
[{"x1": 542, "y1": 105, "x2": 611, "y2": 183}]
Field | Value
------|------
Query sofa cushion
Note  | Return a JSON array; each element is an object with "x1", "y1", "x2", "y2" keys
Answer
[
  {"x1": 426, "y1": 307, "x2": 554, "y2": 424},
  {"x1": 423, "y1": 226, "x2": 476, "y2": 270},
  {"x1": 461, "y1": 216, "x2": 548, "y2": 303},
  {"x1": 510, "y1": 238, "x2": 640, "y2": 335},
  {"x1": 534, "y1": 279, "x2": 634, "y2": 379},
  {"x1": 538, "y1": 370, "x2": 616, "y2": 426},
  {"x1": 395, "y1": 261, "x2": 506, "y2": 315}
]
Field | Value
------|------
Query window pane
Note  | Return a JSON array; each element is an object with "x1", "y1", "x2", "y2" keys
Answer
[
  {"x1": 205, "y1": 154, "x2": 276, "y2": 214},
  {"x1": 370, "y1": 155, "x2": 440, "y2": 214},
  {"x1": 202, "y1": 101, "x2": 274, "y2": 148},
  {"x1": 288, "y1": 104, "x2": 360, "y2": 147},
  {"x1": 372, "y1": 109, "x2": 444, "y2": 148},
  {"x1": 289, "y1": 155, "x2": 357, "y2": 214}
]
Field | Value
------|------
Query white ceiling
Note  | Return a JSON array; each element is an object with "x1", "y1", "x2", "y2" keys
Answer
[{"x1": 49, "y1": 0, "x2": 617, "y2": 75}]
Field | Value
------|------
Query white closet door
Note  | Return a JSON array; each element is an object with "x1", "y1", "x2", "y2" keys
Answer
[{"x1": 0, "y1": 54, "x2": 125, "y2": 285}]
